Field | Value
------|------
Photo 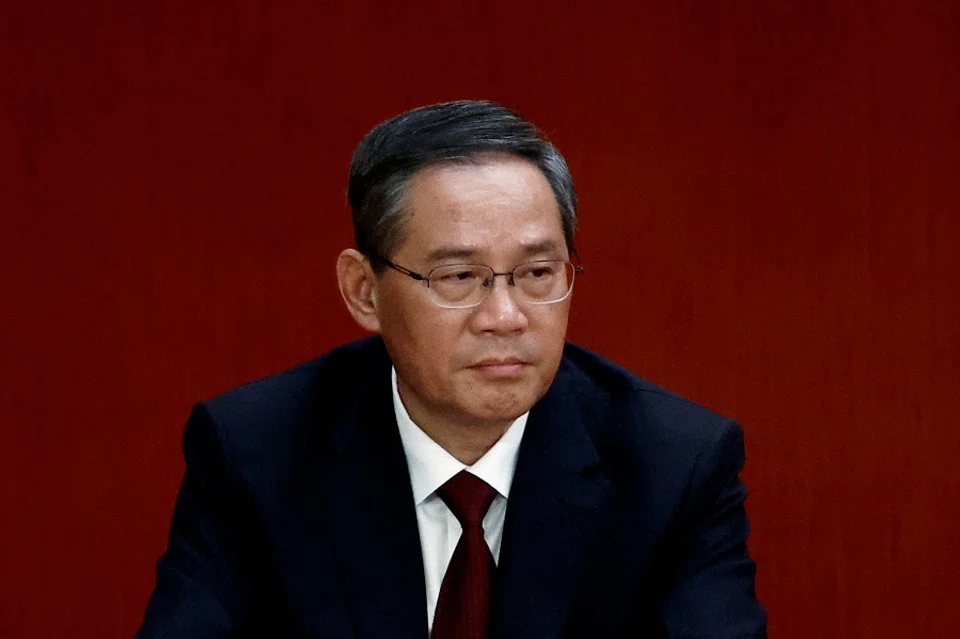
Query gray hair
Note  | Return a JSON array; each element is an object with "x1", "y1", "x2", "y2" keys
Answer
[{"x1": 347, "y1": 100, "x2": 578, "y2": 270}]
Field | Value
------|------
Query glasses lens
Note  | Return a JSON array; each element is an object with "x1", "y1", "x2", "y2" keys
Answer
[
  {"x1": 429, "y1": 264, "x2": 492, "y2": 306},
  {"x1": 514, "y1": 260, "x2": 573, "y2": 302}
]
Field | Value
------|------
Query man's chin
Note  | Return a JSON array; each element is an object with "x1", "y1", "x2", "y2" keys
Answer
[{"x1": 462, "y1": 396, "x2": 535, "y2": 428}]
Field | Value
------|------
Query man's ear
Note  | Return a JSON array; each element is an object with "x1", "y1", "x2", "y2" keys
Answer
[{"x1": 336, "y1": 249, "x2": 381, "y2": 332}]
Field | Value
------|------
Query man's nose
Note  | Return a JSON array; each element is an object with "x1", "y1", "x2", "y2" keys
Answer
[{"x1": 469, "y1": 277, "x2": 529, "y2": 334}]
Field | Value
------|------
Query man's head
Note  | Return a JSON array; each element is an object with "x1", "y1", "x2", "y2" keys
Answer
[
  {"x1": 347, "y1": 100, "x2": 578, "y2": 270},
  {"x1": 337, "y1": 100, "x2": 580, "y2": 443}
]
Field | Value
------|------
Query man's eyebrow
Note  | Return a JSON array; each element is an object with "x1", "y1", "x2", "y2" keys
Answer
[
  {"x1": 519, "y1": 239, "x2": 562, "y2": 256},
  {"x1": 425, "y1": 240, "x2": 564, "y2": 263}
]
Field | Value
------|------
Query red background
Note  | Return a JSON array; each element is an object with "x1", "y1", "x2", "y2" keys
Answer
[{"x1": 2, "y1": 1, "x2": 958, "y2": 637}]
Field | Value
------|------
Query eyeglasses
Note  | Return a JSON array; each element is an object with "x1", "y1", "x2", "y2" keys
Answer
[{"x1": 377, "y1": 258, "x2": 584, "y2": 309}]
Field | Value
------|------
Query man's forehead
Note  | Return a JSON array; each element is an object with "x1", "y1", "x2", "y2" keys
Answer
[{"x1": 402, "y1": 207, "x2": 566, "y2": 261}]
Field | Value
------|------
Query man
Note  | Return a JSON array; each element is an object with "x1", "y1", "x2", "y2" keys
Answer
[{"x1": 138, "y1": 100, "x2": 766, "y2": 638}]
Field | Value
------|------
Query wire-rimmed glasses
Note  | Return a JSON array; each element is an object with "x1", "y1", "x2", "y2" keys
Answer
[{"x1": 378, "y1": 258, "x2": 584, "y2": 309}]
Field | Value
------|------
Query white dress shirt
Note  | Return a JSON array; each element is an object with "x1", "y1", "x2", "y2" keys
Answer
[{"x1": 392, "y1": 367, "x2": 528, "y2": 633}]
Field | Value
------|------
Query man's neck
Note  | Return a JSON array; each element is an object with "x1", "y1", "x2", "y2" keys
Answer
[{"x1": 412, "y1": 417, "x2": 511, "y2": 466}]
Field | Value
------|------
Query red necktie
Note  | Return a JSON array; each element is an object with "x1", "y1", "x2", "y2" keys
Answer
[{"x1": 431, "y1": 471, "x2": 498, "y2": 639}]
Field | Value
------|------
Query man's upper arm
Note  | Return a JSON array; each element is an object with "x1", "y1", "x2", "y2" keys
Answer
[
  {"x1": 657, "y1": 420, "x2": 767, "y2": 638},
  {"x1": 137, "y1": 403, "x2": 260, "y2": 638}
]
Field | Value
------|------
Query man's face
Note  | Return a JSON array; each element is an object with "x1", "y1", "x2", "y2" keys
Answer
[{"x1": 374, "y1": 156, "x2": 572, "y2": 431}]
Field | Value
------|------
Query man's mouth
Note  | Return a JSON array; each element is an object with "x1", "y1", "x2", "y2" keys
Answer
[{"x1": 468, "y1": 357, "x2": 529, "y2": 377}]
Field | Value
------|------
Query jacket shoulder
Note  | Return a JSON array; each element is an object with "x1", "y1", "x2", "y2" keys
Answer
[
  {"x1": 560, "y1": 341, "x2": 735, "y2": 446},
  {"x1": 559, "y1": 343, "x2": 748, "y2": 535},
  {"x1": 197, "y1": 336, "x2": 390, "y2": 454}
]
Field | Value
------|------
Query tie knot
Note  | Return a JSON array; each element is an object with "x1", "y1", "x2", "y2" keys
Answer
[{"x1": 437, "y1": 471, "x2": 498, "y2": 528}]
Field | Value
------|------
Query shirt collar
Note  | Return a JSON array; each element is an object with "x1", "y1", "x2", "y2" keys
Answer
[{"x1": 392, "y1": 367, "x2": 528, "y2": 505}]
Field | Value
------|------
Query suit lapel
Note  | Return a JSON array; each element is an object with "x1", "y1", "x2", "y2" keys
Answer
[
  {"x1": 319, "y1": 350, "x2": 428, "y2": 639},
  {"x1": 489, "y1": 359, "x2": 616, "y2": 639}
]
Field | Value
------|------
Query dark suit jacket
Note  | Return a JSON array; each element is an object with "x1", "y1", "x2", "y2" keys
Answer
[{"x1": 138, "y1": 337, "x2": 766, "y2": 638}]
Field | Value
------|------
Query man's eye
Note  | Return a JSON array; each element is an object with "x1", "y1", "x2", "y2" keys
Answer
[
  {"x1": 437, "y1": 269, "x2": 480, "y2": 282},
  {"x1": 522, "y1": 265, "x2": 558, "y2": 279}
]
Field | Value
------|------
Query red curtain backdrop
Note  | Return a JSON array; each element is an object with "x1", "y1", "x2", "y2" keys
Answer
[{"x1": 2, "y1": 2, "x2": 957, "y2": 637}]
